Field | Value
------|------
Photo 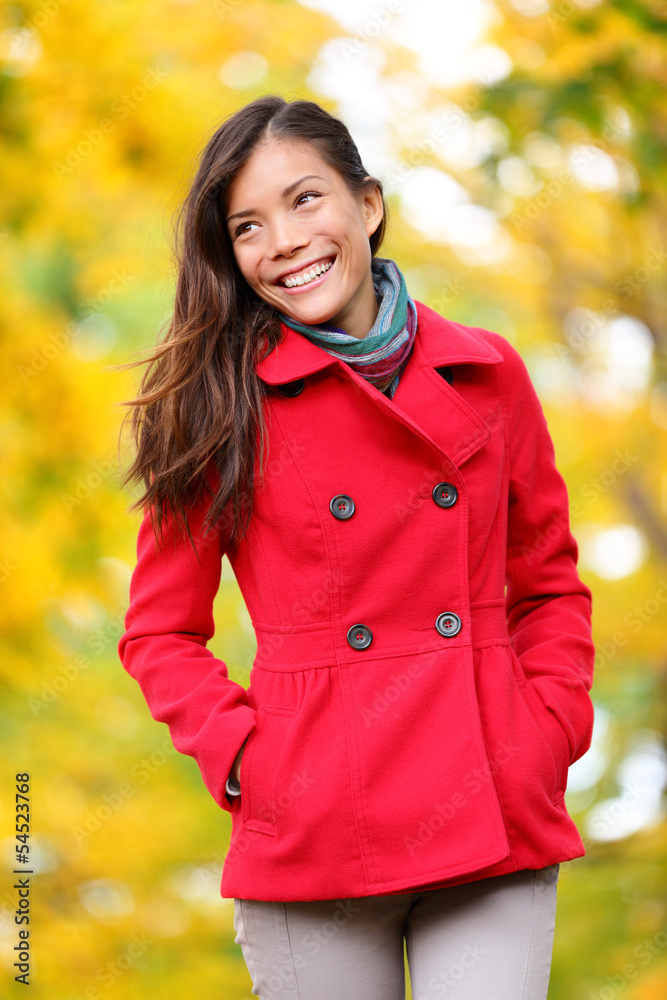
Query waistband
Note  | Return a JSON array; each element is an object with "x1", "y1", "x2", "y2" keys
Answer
[{"x1": 251, "y1": 599, "x2": 510, "y2": 671}]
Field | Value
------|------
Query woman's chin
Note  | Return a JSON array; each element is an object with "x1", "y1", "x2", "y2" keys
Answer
[{"x1": 281, "y1": 302, "x2": 341, "y2": 326}]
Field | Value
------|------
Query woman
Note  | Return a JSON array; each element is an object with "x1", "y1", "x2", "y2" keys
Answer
[{"x1": 117, "y1": 96, "x2": 596, "y2": 999}]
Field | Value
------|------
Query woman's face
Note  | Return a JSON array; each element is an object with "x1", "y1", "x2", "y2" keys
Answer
[{"x1": 224, "y1": 139, "x2": 384, "y2": 338}]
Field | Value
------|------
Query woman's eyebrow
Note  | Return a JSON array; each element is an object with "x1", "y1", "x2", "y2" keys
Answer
[{"x1": 226, "y1": 175, "x2": 326, "y2": 224}]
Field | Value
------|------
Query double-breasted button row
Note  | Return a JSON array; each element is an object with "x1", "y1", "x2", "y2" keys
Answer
[
  {"x1": 275, "y1": 379, "x2": 462, "y2": 648},
  {"x1": 330, "y1": 485, "x2": 457, "y2": 519},
  {"x1": 347, "y1": 612, "x2": 462, "y2": 649}
]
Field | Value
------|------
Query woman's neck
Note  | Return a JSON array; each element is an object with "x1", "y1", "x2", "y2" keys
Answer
[{"x1": 324, "y1": 269, "x2": 380, "y2": 339}]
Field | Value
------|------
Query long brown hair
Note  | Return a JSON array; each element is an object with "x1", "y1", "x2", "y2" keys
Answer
[{"x1": 115, "y1": 95, "x2": 388, "y2": 551}]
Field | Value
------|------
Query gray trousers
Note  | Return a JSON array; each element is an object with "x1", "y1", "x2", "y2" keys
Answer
[{"x1": 233, "y1": 863, "x2": 560, "y2": 999}]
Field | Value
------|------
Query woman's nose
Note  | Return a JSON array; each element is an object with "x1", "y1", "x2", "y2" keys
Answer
[{"x1": 268, "y1": 218, "x2": 307, "y2": 259}]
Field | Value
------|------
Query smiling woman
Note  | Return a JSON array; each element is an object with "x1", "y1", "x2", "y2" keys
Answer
[
  {"x1": 115, "y1": 95, "x2": 595, "y2": 1000},
  {"x1": 224, "y1": 141, "x2": 383, "y2": 338},
  {"x1": 116, "y1": 96, "x2": 389, "y2": 547}
]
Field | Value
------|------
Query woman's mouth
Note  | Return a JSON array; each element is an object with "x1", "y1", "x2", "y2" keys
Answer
[{"x1": 276, "y1": 256, "x2": 336, "y2": 292}]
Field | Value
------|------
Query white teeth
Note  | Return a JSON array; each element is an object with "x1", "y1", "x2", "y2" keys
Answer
[{"x1": 282, "y1": 259, "x2": 333, "y2": 288}]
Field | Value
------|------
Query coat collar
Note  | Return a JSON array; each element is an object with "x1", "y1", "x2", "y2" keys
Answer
[
  {"x1": 256, "y1": 300, "x2": 504, "y2": 469},
  {"x1": 256, "y1": 299, "x2": 502, "y2": 383}
]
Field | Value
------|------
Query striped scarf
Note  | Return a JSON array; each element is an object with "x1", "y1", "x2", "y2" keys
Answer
[{"x1": 277, "y1": 256, "x2": 417, "y2": 398}]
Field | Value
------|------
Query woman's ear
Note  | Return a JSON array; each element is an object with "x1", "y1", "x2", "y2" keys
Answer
[{"x1": 362, "y1": 181, "x2": 384, "y2": 239}]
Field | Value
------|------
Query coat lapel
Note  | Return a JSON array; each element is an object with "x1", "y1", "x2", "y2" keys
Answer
[{"x1": 255, "y1": 299, "x2": 504, "y2": 469}]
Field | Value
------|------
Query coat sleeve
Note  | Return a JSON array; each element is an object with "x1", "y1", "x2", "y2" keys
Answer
[
  {"x1": 502, "y1": 340, "x2": 596, "y2": 767},
  {"x1": 117, "y1": 481, "x2": 257, "y2": 813}
]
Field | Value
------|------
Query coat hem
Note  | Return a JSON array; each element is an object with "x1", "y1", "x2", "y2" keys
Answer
[
  {"x1": 361, "y1": 846, "x2": 511, "y2": 895},
  {"x1": 220, "y1": 842, "x2": 586, "y2": 901}
]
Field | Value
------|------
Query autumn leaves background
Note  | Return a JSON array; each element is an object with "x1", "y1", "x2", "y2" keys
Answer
[{"x1": 2, "y1": 1, "x2": 666, "y2": 997}]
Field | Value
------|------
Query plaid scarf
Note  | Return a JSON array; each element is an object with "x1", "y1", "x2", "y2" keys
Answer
[{"x1": 277, "y1": 256, "x2": 417, "y2": 398}]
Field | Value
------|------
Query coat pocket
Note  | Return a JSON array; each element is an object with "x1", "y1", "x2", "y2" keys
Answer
[
  {"x1": 240, "y1": 705, "x2": 296, "y2": 836},
  {"x1": 507, "y1": 646, "x2": 571, "y2": 800}
]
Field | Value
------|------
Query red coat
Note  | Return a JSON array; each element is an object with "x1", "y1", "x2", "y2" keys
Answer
[{"x1": 118, "y1": 300, "x2": 596, "y2": 902}]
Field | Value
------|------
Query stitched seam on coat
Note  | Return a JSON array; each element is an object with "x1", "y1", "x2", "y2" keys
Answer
[
  {"x1": 500, "y1": 345, "x2": 521, "y2": 867},
  {"x1": 300, "y1": 381, "x2": 372, "y2": 880},
  {"x1": 447, "y1": 369, "x2": 511, "y2": 866},
  {"x1": 270, "y1": 397, "x2": 374, "y2": 889},
  {"x1": 428, "y1": 350, "x2": 511, "y2": 876},
  {"x1": 270, "y1": 402, "x2": 338, "y2": 645},
  {"x1": 490, "y1": 372, "x2": 508, "y2": 596},
  {"x1": 249, "y1": 519, "x2": 283, "y2": 627},
  {"x1": 465, "y1": 643, "x2": 512, "y2": 864},
  {"x1": 252, "y1": 620, "x2": 332, "y2": 632},
  {"x1": 250, "y1": 407, "x2": 295, "y2": 626},
  {"x1": 500, "y1": 342, "x2": 521, "y2": 599},
  {"x1": 321, "y1": 390, "x2": 380, "y2": 886}
]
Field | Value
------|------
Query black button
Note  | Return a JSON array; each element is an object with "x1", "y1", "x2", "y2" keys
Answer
[
  {"x1": 330, "y1": 495, "x2": 355, "y2": 519},
  {"x1": 347, "y1": 624, "x2": 373, "y2": 649},
  {"x1": 278, "y1": 379, "x2": 304, "y2": 397},
  {"x1": 436, "y1": 366, "x2": 454, "y2": 385},
  {"x1": 435, "y1": 612, "x2": 462, "y2": 637},
  {"x1": 433, "y1": 482, "x2": 458, "y2": 508}
]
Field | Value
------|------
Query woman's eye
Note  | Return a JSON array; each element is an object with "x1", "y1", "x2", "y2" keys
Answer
[
  {"x1": 296, "y1": 191, "x2": 321, "y2": 206},
  {"x1": 231, "y1": 192, "x2": 321, "y2": 239},
  {"x1": 232, "y1": 221, "x2": 256, "y2": 239}
]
